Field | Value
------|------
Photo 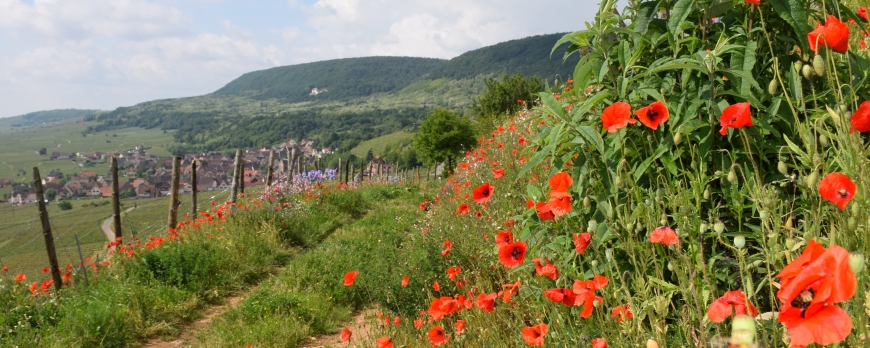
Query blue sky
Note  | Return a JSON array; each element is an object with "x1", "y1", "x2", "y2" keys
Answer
[{"x1": 0, "y1": 0, "x2": 603, "y2": 117}]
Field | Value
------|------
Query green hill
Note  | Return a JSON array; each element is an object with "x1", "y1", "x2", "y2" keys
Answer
[
  {"x1": 212, "y1": 56, "x2": 446, "y2": 102},
  {"x1": 83, "y1": 33, "x2": 577, "y2": 154},
  {"x1": 0, "y1": 109, "x2": 103, "y2": 133},
  {"x1": 424, "y1": 33, "x2": 578, "y2": 82}
]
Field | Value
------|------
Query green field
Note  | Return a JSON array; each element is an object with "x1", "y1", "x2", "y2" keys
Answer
[
  {"x1": 349, "y1": 131, "x2": 414, "y2": 158},
  {"x1": 0, "y1": 117, "x2": 175, "y2": 187}
]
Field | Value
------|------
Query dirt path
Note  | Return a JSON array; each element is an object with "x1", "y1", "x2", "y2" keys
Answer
[
  {"x1": 101, "y1": 206, "x2": 135, "y2": 243},
  {"x1": 142, "y1": 296, "x2": 245, "y2": 348},
  {"x1": 301, "y1": 309, "x2": 378, "y2": 348}
]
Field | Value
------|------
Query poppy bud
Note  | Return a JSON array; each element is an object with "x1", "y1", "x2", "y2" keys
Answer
[
  {"x1": 699, "y1": 222, "x2": 708, "y2": 233},
  {"x1": 588, "y1": 220, "x2": 598, "y2": 233},
  {"x1": 646, "y1": 339, "x2": 660, "y2": 348},
  {"x1": 703, "y1": 187, "x2": 711, "y2": 200},
  {"x1": 812, "y1": 54, "x2": 825, "y2": 77},
  {"x1": 673, "y1": 132, "x2": 682, "y2": 145},
  {"x1": 793, "y1": 61, "x2": 803, "y2": 72},
  {"x1": 785, "y1": 238, "x2": 795, "y2": 250},
  {"x1": 819, "y1": 134, "x2": 829, "y2": 148},
  {"x1": 734, "y1": 236, "x2": 746, "y2": 249},
  {"x1": 838, "y1": 103, "x2": 848, "y2": 114},
  {"x1": 667, "y1": 262, "x2": 674, "y2": 271},
  {"x1": 777, "y1": 161, "x2": 788, "y2": 175},
  {"x1": 727, "y1": 168, "x2": 738, "y2": 183},
  {"x1": 849, "y1": 252, "x2": 865, "y2": 273},
  {"x1": 714, "y1": 221, "x2": 725, "y2": 234},
  {"x1": 625, "y1": 223, "x2": 634, "y2": 231},
  {"x1": 812, "y1": 154, "x2": 823, "y2": 168},
  {"x1": 801, "y1": 64, "x2": 815, "y2": 80},
  {"x1": 851, "y1": 202, "x2": 861, "y2": 216},
  {"x1": 730, "y1": 315, "x2": 756, "y2": 345},
  {"x1": 805, "y1": 171, "x2": 819, "y2": 188},
  {"x1": 591, "y1": 260, "x2": 599, "y2": 267},
  {"x1": 767, "y1": 79, "x2": 779, "y2": 95},
  {"x1": 848, "y1": 217, "x2": 858, "y2": 230},
  {"x1": 605, "y1": 249, "x2": 613, "y2": 261},
  {"x1": 616, "y1": 177, "x2": 624, "y2": 189},
  {"x1": 759, "y1": 210, "x2": 769, "y2": 221},
  {"x1": 583, "y1": 196, "x2": 591, "y2": 208}
]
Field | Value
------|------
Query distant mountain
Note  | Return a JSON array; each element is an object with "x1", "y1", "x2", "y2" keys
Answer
[
  {"x1": 0, "y1": 109, "x2": 103, "y2": 133},
  {"x1": 425, "y1": 33, "x2": 578, "y2": 82},
  {"x1": 212, "y1": 56, "x2": 446, "y2": 103},
  {"x1": 84, "y1": 33, "x2": 577, "y2": 154}
]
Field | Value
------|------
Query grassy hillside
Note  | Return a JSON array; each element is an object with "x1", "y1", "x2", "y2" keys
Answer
[
  {"x1": 0, "y1": 109, "x2": 103, "y2": 133},
  {"x1": 349, "y1": 131, "x2": 415, "y2": 158},
  {"x1": 0, "y1": 118, "x2": 174, "y2": 186},
  {"x1": 424, "y1": 33, "x2": 578, "y2": 82},
  {"x1": 213, "y1": 56, "x2": 446, "y2": 102}
]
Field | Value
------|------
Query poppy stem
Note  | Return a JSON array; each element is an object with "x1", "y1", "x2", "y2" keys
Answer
[{"x1": 738, "y1": 129, "x2": 763, "y2": 193}]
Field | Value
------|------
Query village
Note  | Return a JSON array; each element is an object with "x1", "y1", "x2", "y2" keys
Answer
[{"x1": 2, "y1": 139, "x2": 398, "y2": 205}]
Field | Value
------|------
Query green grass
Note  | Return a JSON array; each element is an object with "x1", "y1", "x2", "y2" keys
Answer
[
  {"x1": 350, "y1": 131, "x2": 415, "y2": 158},
  {"x1": 0, "y1": 117, "x2": 174, "y2": 185}
]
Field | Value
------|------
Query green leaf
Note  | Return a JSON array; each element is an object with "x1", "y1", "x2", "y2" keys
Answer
[
  {"x1": 573, "y1": 52, "x2": 603, "y2": 91},
  {"x1": 770, "y1": 0, "x2": 811, "y2": 50},
  {"x1": 633, "y1": 142, "x2": 670, "y2": 182},
  {"x1": 634, "y1": 0, "x2": 661, "y2": 35},
  {"x1": 668, "y1": 0, "x2": 695, "y2": 39},
  {"x1": 576, "y1": 126, "x2": 605, "y2": 156},
  {"x1": 526, "y1": 184, "x2": 543, "y2": 202},
  {"x1": 783, "y1": 134, "x2": 810, "y2": 165},
  {"x1": 728, "y1": 41, "x2": 757, "y2": 95},
  {"x1": 535, "y1": 92, "x2": 568, "y2": 121},
  {"x1": 649, "y1": 276, "x2": 680, "y2": 292},
  {"x1": 552, "y1": 31, "x2": 591, "y2": 59}
]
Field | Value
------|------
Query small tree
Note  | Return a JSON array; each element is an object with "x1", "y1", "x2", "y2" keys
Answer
[
  {"x1": 413, "y1": 108, "x2": 476, "y2": 168},
  {"x1": 57, "y1": 201, "x2": 72, "y2": 211},
  {"x1": 38, "y1": 148, "x2": 47, "y2": 156},
  {"x1": 471, "y1": 72, "x2": 542, "y2": 131},
  {"x1": 45, "y1": 189, "x2": 57, "y2": 201}
]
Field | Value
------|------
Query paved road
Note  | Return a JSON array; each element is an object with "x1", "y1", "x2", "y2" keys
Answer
[{"x1": 101, "y1": 206, "x2": 135, "y2": 244}]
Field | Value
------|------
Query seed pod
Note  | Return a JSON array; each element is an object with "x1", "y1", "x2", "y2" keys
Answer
[
  {"x1": 849, "y1": 217, "x2": 858, "y2": 230},
  {"x1": 734, "y1": 235, "x2": 746, "y2": 249},
  {"x1": 767, "y1": 79, "x2": 779, "y2": 95},
  {"x1": 714, "y1": 221, "x2": 725, "y2": 234},
  {"x1": 819, "y1": 134, "x2": 829, "y2": 148},
  {"x1": 727, "y1": 168, "x2": 738, "y2": 183},
  {"x1": 667, "y1": 262, "x2": 674, "y2": 271},
  {"x1": 583, "y1": 196, "x2": 590, "y2": 208},
  {"x1": 590, "y1": 260, "x2": 599, "y2": 267},
  {"x1": 703, "y1": 187, "x2": 711, "y2": 200},
  {"x1": 731, "y1": 315, "x2": 757, "y2": 345},
  {"x1": 812, "y1": 154, "x2": 823, "y2": 168},
  {"x1": 839, "y1": 104, "x2": 849, "y2": 114},
  {"x1": 849, "y1": 252, "x2": 865, "y2": 273},
  {"x1": 805, "y1": 171, "x2": 819, "y2": 188},
  {"x1": 777, "y1": 161, "x2": 788, "y2": 175},
  {"x1": 793, "y1": 60, "x2": 803, "y2": 72},
  {"x1": 801, "y1": 64, "x2": 814, "y2": 80},
  {"x1": 699, "y1": 222, "x2": 708, "y2": 233},
  {"x1": 587, "y1": 220, "x2": 598, "y2": 233},
  {"x1": 759, "y1": 210, "x2": 769, "y2": 221},
  {"x1": 812, "y1": 54, "x2": 825, "y2": 76},
  {"x1": 625, "y1": 223, "x2": 634, "y2": 231},
  {"x1": 673, "y1": 132, "x2": 683, "y2": 145},
  {"x1": 615, "y1": 176, "x2": 624, "y2": 189},
  {"x1": 605, "y1": 249, "x2": 614, "y2": 262}
]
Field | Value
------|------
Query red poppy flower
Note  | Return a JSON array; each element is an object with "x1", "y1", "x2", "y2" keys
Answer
[
  {"x1": 776, "y1": 240, "x2": 856, "y2": 346},
  {"x1": 2, "y1": 266, "x2": 7, "y2": 273},
  {"x1": 454, "y1": 319, "x2": 466, "y2": 334},
  {"x1": 533, "y1": 258, "x2": 559, "y2": 280},
  {"x1": 419, "y1": 200, "x2": 429, "y2": 211},
  {"x1": 472, "y1": 182, "x2": 494, "y2": 204},
  {"x1": 428, "y1": 326, "x2": 447, "y2": 346},
  {"x1": 634, "y1": 100, "x2": 669, "y2": 130},
  {"x1": 42, "y1": 267, "x2": 49, "y2": 273},
  {"x1": 446, "y1": 267, "x2": 461, "y2": 282},
  {"x1": 548, "y1": 172, "x2": 573, "y2": 192},
  {"x1": 442, "y1": 240, "x2": 452, "y2": 257},
  {"x1": 402, "y1": 276, "x2": 409, "y2": 287},
  {"x1": 573, "y1": 275, "x2": 608, "y2": 318},
  {"x1": 476, "y1": 293, "x2": 497, "y2": 312},
  {"x1": 808, "y1": 15, "x2": 850, "y2": 53},
  {"x1": 863, "y1": 40, "x2": 868, "y2": 50},
  {"x1": 414, "y1": 318, "x2": 424, "y2": 329},
  {"x1": 493, "y1": 168, "x2": 505, "y2": 179},
  {"x1": 15, "y1": 274, "x2": 25, "y2": 282},
  {"x1": 376, "y1": 336, "x2": 394, "y2": 348},
  {"x1": 718, "y1": 102, "x2": 753, "y2": 135},
  {"x1": 574, "y1": 232, "x2": 592, "y2": 254},
  {"x1": 850, "y1": 101, "x2": 870, "y2": 133},
  {"x1": 818, "y1": 172, "x2": 856, "y2": 210},
  {"x1": 428, "y1": 296, "x2": 460, "y2": 320},
  {"x1": 498, "y1": 241, "x2": 528, "y2": 268},
  {"x1": 495, "y1": 231, "x2": 514, "y2": 248},
  {"x1": 341, "y1": 328, "x2": 352, "y2": 342},
  {"x1": 707, "y1": 290, "x2": 759, "y2": 323},
  {"x1": 536, "y1": 202, "x2": 555, "y2": 221},
  {"x1": 547, "y1": 191, "x2": 572, "y2": 216},
  {"x1": 29, "y1": 282, "x2": 38, "y2": 294},
  {"x1": 649, "y1": 226, "x2": 679, "y2": 245},
  {"x1": 343, "y1": 271, "x2": 359, "y2": 286},
  {"x1": 501, "y1": 282, "x2": 521, "y2": 302},
  {"x1": 611, "y1": 305, "x2": 633, "y2": 322},
  {"x1": 744, "y1": 0, "x2": 760, "y2": 4},
  {"x1": 432, "y1": 281, "x2": 441, "y2": 291},
  {"x1": 592, "y1": 338, "x2": 608, "y2": 348},
  {"x1": 859, "y1": 7, "x2": 868, "y2": 21},
  {"x1": 455, "y1": 203, "x2": 469, "y2": 215},
  {"x1": 543, "y1": 288, "x2": 577, "y2": 307},
  {"x1": 521, "y1": 323, "x2": 547, "y2": 346},
  {"x1": 525, "y1": 199, "x2": 534, "y2": 208},
  {"x1": 600, "y1": 102, "x2": 637, "y2": 133},
  {"x1": 518, "y1": 137, "x2": 526, "y2": 145}
]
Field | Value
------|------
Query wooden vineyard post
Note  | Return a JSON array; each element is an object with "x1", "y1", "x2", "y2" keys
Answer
[
  {"x1": 110, "y1": 157, "x2": 122, "y2": 240},
  {"x1": 238, "y1": 154, "x2": 245, "y2": 195},
  {"x1": 350, "y1": 164, "x2": 355, "y2": 184},
  {"x1": 337, "y1": 159, "x2": 343, "y2": 184},
  {"x1": 191, "y1": 160, "x2": 198, "y2": 218},
  {"x1": 296, "y1": 156, "x2": 302, "y2": 176},
  {"x1": 266, "y1": 150, "x2": 275, "y2": 187},
  {"x1": 426, "y1": 166, "x2": 430, "y2": 181},
  {"x1": 231, "y1": 149, "x2": 242, "y2": 203},
  {"x1": 344, "y1": 159, "x2": 350, "y2": 183},
  {"x1": 33, "y1": 167, "x2": 63, "y2": 291},
  {"x1": 167, "y1": 156, "x2": 181, "y2": 230},
  {"x1": 289, "y1": 148, "x2": 296, "y2": 182}
]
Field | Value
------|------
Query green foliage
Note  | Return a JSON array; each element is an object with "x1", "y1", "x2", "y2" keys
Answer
[
  {"x1": 56, "y1": 201, "x2": 72, "y2": 211},
  {"x1": 471, "y1": 72, "x2": 542, "y2": 131},
  {"x1": 426, "y1": 33, "x2": 578, "y2": 82},
  {"x1": 0, "y1": 109, "x2": 101, "y2": 131},
  {"x1": 413, "y1": 108, "x2": 476, "y2": 166}
]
